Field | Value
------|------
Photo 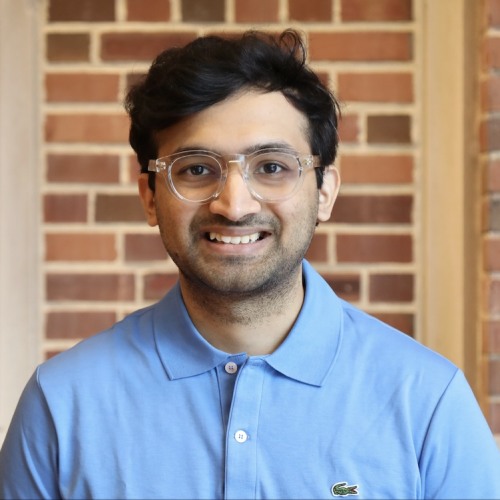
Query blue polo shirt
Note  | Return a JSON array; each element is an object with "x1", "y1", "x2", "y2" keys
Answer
[{"x1": 1, "y1": 261, "x2": 499, "y2": 499}]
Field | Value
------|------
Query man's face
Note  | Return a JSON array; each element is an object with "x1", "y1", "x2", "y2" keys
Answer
[{"x1": 139, "y1": 90, "x2": 339, "y2": 297}]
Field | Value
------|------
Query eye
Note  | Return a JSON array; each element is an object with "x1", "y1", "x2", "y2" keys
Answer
[
  {"x1": 185, "y1": 164, "x2": 212, "y2": 176},
  {"x1": 172, "y1": 156, "x2": 220, "y2": 179},
  {"x1": 255, "y1": 161, "x2": 286, "y2": 175}
]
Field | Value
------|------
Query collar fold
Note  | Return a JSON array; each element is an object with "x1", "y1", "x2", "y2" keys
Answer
[{"x1": 264, "y1": 260, "x2": 343, "y2": 386}]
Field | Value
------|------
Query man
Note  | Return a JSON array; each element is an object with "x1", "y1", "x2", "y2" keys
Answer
[{"x1": 1, "y1": 29, "x2": 499, "y2": 499}]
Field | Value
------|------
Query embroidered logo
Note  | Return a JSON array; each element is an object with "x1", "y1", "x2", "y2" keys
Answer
[{"x1": 331, "y1": 482, "x2": 359, "y2": 497}]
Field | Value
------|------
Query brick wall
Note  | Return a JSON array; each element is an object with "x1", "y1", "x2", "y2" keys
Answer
[{"x1": 483, "y1": 0, "x2": 500, "y2": 435}]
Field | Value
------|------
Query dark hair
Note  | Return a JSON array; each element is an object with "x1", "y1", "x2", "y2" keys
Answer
[{"x1": 124, "y1": 29, "x2": 340, "y2": 190}]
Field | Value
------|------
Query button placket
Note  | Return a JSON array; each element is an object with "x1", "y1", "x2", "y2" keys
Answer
[{"x1": 225, "y1": 358, "x2": 267, "y2": 499}]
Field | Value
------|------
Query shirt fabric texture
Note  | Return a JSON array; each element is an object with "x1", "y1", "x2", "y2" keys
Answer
[{"x1": 1, "y1": 260, "x2": 500, "y2": 499}]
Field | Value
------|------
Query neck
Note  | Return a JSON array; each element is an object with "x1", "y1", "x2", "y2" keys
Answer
[{"x1": 178, "y1": 266, "x2": 305, "y2": 356}]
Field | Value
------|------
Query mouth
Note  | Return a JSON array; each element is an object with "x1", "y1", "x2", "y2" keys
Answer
[{"x1": 207, "y1": 231, "x2": 267, "y2": 245}]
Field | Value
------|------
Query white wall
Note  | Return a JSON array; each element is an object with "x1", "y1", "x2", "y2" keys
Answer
[{"x1": 0, "y1": 0, "x2": 42, "y2": 445}]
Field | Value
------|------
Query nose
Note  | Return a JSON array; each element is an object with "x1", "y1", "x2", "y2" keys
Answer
[{"x1": 209, "y1": 163, "x2": 261, "y2": 221}]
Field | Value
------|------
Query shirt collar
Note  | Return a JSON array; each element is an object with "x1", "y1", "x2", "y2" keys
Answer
[
  {"x1": 152, "y1": 260, "x2": 343, "y2": 386},
  {"x1": 264, "y1": 260, "x2": 343, "y2": 386},
  {"x1": 152, "y1": 286, "x2": 229, "y2": 380}
]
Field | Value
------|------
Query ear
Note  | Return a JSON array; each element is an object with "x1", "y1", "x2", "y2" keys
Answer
[
  {"x1": 317, "y1": 166, "x2": 340, "y2": 222},
  {"x1": 138, "y1": 174, "x2": 158, "y2": 227}
]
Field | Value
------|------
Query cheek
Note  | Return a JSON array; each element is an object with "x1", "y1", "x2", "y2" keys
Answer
[
  {"x1": 288, "y1": 184, "x2": 319, "y2": 219},
  {"x1": 278, "y1": 195, "x2": 319, "y2": 236},
  {"x1": 156, "y1": 198, "x2": 199, "y2": 243}
]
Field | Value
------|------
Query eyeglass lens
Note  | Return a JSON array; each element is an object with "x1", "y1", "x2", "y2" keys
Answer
[{"x1": 168, "y1": 151, "x2": 302, "y2": 202}]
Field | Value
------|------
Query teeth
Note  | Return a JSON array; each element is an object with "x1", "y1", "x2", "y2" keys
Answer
[{"x1": 209, "y1": 232, "x2": 261, "y2": 244}]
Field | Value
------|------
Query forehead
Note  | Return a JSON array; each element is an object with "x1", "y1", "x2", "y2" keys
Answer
[{"x1": 156, "y1": 90, "x2": 311, "y2": 156}]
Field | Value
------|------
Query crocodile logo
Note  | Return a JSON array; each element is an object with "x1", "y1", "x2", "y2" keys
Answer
[{"x1": 331, "y1": 482, "x2": 359, "y2": 497}]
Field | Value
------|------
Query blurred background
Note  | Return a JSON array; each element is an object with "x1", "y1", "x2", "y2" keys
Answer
[{"x1": 1, "y1": 0, "x2": 499, "y2": 446}]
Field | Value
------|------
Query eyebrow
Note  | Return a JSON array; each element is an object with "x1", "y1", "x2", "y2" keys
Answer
[{"x1": 170, "y1": 141, "x2": 299, "y2": 156}]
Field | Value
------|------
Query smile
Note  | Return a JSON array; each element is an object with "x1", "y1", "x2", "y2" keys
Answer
[{"x1": 208, "y1": 231, "x2": 264, "y2": 245}]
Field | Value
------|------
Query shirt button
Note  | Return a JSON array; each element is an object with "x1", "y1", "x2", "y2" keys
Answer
[
  {"x1": 224, "y1": 362, "x2": 238, "y2": 374},
  {"x1": 234, "y1": 430, "x2": 248, "y2": 443}
]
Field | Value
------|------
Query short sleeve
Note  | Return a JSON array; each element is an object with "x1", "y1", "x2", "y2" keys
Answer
[
  {"x1": 0, "y1": 370, "x2": 60, "y2": 499},
  {"x1": 419, "y1": 369, "x2": 500, "y2": 499}
]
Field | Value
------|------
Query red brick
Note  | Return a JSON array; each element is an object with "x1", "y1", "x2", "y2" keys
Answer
[
  {"x1": 45, "y1": 114, "x2": 129, "y2": 143},
  {"x1": 43, "y1": 349, "x2": 66, "y2": 360},
  {"x1": 46, "y1": 273, "x2": 135, "y2": 301},
  {"x1": 338, "y1": 114, "x2": 360, "y2": 143},
  {"x1": 367, "y1": 115, "x2": 411, "y2": 144},
  {"x1": 484, "y1": 159, "x2": 500, "y2": 191},
  {"x1": 125, "y1": 233, "x2": 167, "y2": 261},
  {"x1": 338, "y1": 73, "x2": 413, "y2": 103},
  {"x1": 337, "y1": 234, "x2": 412, "y2": 263},
  {"x1": 47, "y1": 154, "x2": 120, "y2": 184},
  {"x1": 44, "y1": 194, "x2": 87, "y2": 223},
  {"x1": 305, "y1": 233, "x2": 328, "y2": 262},
  {"x1": 483, "y1": 236, "x2": 500, "y2": 271},
  {"x1": 45, "y1": 351, "x2": 65, "y2": 360},
  {"x1": 46, "y1": 311, "x2": 116, "y2": 339},
  {"x1": 481, "y1": 75, "x2": 500, "y2": 112},
  {"x1": 101, "y1": 32, "x2": 196, "y2": 61},
  {"x1": 289, "y1": 0, "x2": 332, "y2": 21},
  {"x1": 486, "y1": 278, "x2": 500, "y2": 314},
  {"x1": 341, "y1": 0, "x2": 412, "y2": 21},
  {"x1": 235, "y1": 0, "x2": 279, "y2": 22},
  {"x1": 46, "y1": 34, "x2": 90, "y2": 62},
  {"x1": 95, "y1": 194, "x2": 145, "y2": 223},
  {"x1": 331, "y1": 195, "x2": 413, "y2": 224},
  {"x1": 206, "y1": 28, "x2": 282, "y2": 40},
  {"x1": 322, "y1": 274, "x2": 360, "y2": 302},
  {"x1": 480, "y1": 116, "x2": 500, "y2": 152},
  {"x1": 486, "y1": 0, "x2": 500, "y2": 28},
  {"x1": 490, "y1": 401, "x2": 500, "y2": 433},
  {"x1": 369, "y1": 274, "x2": 414, "y2": 302},
  {"x1": 43, "y1": 349, "x2": 64, "y2": 361},
  {"x1": 316, "y1": 71, "x2": 330, "y2": 89},
  {"x1": 372, "y1": 313, "x2": 414, "y2": 336},
  {"x1": 182, "y1": 0, "x2": 224, "y2": 21},
  {"x1": 482, "y1": 198, "x2": 490, "y2": 232},
  {"x1": 144, "y1": 273, "x2": 179, "y2": 300},
  {"x1": 340, "y1": 155, "x2": 413, "y2": 184},
  {"x1": 49, "y1": 0, "x2": 115, "y2": 21},
  {"x1": 489, "y1": 359, "x2": 500, "y2": 395},
  {"x1": 309, "y1": 32, "x2": 412, "y2": 62},
  {"x1": 484, "y1": 321, "x2": 500, "y2": 354},
  {"x1": 46, "y1": 73, "x2": 120, "y2": 102},
  {"x1": 484, "y1": 37, "x2": 500, "y2": 70},
  {"x1": 45, "y1": 233, "x2": 116, "y2": 261},
  {"x1": 127, "y1": 0, "x2": 170, "y2": 21},
  {"x1": 488, "y1": 198, "x2": 500, "y2": 231}
]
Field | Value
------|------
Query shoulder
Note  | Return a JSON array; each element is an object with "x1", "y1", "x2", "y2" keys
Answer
[
  {"x1": 303, "y1": 260, "x2": 458, "y2": 385},
  {"x1": 338, "y1": 299, "x2": 458, "y2": 389},
  {"x1": 38, "y1": 304, "x2": 156, "y2": 390},
  {"x1": 342, "y1": 299, "x2": 456, "y2": 365}
]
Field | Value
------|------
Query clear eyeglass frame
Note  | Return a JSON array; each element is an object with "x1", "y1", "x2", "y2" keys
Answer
[{"x1": 147, "y1": 148, "x2": 322, "y2": 204}]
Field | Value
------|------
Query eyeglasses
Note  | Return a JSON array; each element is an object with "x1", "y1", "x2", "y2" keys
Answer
[{"x1": 148, "y1": 148, "x2": 321, "y2": 203}]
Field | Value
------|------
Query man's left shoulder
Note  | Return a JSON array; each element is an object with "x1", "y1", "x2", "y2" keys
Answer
[{"x1": 340, "y1": 299, "x2": 457, "y2": 377}]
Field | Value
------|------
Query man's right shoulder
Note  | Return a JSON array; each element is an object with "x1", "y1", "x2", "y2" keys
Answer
[{"x1": 37, "y1": 303, "x2": 157, "y2": 387}]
